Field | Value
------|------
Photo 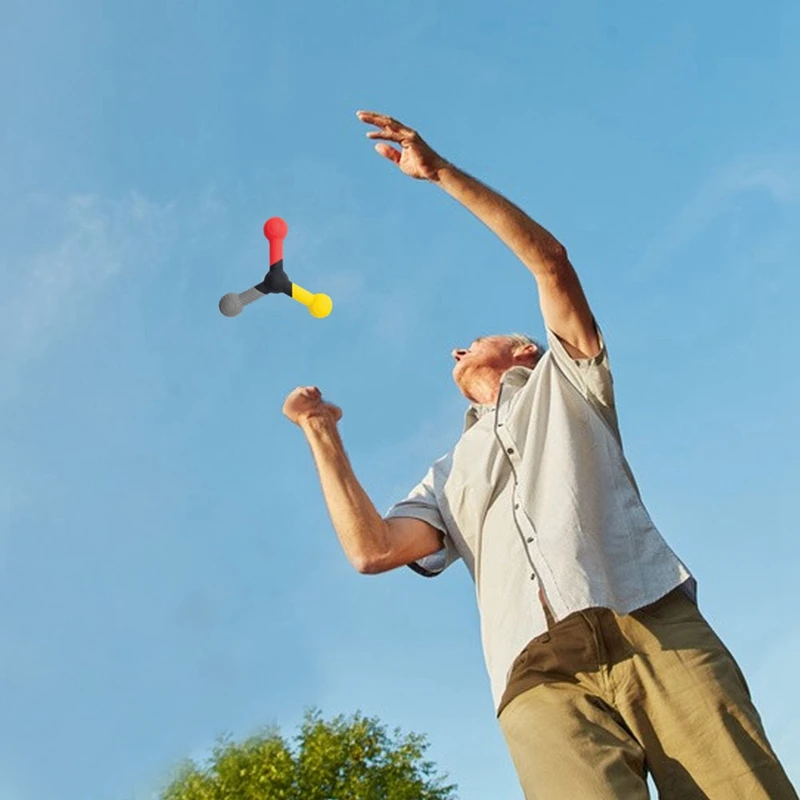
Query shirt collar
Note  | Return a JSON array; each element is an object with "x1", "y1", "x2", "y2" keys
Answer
[{"x1": 463, "y1": 365, "x2": 534, "y2": 431}]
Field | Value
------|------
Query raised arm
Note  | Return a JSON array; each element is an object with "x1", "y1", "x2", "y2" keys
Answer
[
  {"x1": 357, "y1": 110, "x2": 600, "y2": 360},
  {"x1": 434, "y1": 165, "x2": 600, "y2": 359},
  {"x1": 283, "y1": 386, "x2": 443, "y2": 574}
]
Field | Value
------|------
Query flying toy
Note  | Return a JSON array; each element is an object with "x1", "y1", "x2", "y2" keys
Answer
[{"x1": 219, "y1": 217, "x2": 333, "y2": 319}]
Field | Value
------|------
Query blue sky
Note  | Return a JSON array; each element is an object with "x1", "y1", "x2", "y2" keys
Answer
[{"x1": 1, "y1": 0, "x2": 798, "y2": 798}]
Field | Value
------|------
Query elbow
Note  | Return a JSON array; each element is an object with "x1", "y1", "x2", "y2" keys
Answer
[
  {"x1": 353, "y1": 554, "x2": 383, "y2": 575},
  {"x1": 525, "y1": 241, "x2": 569, "y2": 279},
  {"x1": 540, "y1": 243, "x2": 569, "y2": 275},
  {"x1": 353, "y1": 544, "x2": 395, "y2": 575},
  {"x1": 351, "y1": 522, "x2": 393, "y2": 575},
  {"x1": 352, "y1": 553, "x2": 373, "y2": 574}
]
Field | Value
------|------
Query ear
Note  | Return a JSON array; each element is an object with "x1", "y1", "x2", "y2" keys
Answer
[{"x1": 514, "y1": 343, "x2": 539, "y2": 366}]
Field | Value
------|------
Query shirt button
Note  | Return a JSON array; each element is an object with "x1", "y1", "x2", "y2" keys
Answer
[
  {"x1": 514, "y1": 503, "x2": 520, "y2": 509},
  {"x1": 530, "y1": 573, "x2": 536, "y2": 580},
  {"x1": 527, "y1": 537, "x2": 534, "y2": 543},
  {"x1": 507, "y1": 447, "x2": 515, "y2": 454}
]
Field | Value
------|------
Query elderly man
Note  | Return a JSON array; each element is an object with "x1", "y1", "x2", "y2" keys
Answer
[{"x1": 282, "y1": 111, "x2": 797, "y2": 799}]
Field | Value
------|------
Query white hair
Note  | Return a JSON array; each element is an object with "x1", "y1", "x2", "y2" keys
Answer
[
  {"x1": 499, "y1": 332, "x2": 544, "y2": 367},
  {"x1": 505, "y1": 332, "x2": 544, "y2": 352}
]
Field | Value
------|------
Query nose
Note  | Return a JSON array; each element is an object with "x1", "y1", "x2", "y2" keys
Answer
[{"x1": 452, "y1": 348, "x2": 468, "y2": 361}]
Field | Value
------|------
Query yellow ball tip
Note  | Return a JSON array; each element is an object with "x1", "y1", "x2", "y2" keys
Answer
[{"x1": 309, "y1": 293, "x2": 333, "y2": 318}]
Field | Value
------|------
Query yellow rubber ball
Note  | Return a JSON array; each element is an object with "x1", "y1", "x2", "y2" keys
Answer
[{"x1": 309, "y1": 293, "x2": 333, "y2": 318}]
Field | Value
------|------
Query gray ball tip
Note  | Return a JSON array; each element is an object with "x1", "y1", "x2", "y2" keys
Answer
[{"x1": 219, "y1": 293, "x2": 242, "y2": 317}]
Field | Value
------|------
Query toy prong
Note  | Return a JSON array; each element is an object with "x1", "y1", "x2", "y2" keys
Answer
[{"x1": 292, "y1": 283, "x2": 333, "y2": 318}]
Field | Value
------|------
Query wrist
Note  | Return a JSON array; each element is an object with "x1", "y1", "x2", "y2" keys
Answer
[
  {"x1": 298, "y1": 410, "x2": 339, "y2": 435},
  {"x1": 430, "y1": 157, "x2": 454, "y2": 184}
]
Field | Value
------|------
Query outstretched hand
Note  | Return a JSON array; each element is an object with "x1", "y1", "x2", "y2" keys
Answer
[{"x1": 356, "y1": 110, "x2": 449, "y2": 181}]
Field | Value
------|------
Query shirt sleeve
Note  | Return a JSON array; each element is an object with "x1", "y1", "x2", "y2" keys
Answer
[
  {"x1": 383, "y1": 462, "x2": 462, "y2": 578},
  {"x1": 546, "y1": 323, "x2": 619, "y2": 436}
]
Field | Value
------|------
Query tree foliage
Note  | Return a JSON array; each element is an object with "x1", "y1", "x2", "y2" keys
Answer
[{"x1": 160, "y1": 708, "x2": 458, "y2": 800}]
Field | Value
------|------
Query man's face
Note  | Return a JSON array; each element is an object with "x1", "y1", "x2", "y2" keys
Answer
[{"x1": 451, "y1": 336, "x2": 518, "y2": 387}]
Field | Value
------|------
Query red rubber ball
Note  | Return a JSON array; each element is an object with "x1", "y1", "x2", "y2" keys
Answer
[{"x1": 264, "y1": 217, "x2": 288, "y2": 240}]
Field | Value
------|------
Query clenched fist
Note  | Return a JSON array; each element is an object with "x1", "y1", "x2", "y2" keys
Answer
[
  {"x1": 357, "y1": 110, "x2": 449, "y2": 181},
  {"x1": 283, "y1": 386, "x2": 343, "y2": 427}
]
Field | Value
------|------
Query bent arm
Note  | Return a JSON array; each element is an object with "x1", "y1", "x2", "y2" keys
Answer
[
  {"x1": 300, "y1": 413, "x2": 443, "y2": 574},
  {"x1": 433, "y1": 164, "x2": 600, "y2": 359}
]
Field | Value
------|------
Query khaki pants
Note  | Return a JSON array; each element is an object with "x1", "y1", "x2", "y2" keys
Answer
[{"x1": 498, "y1": 587, "x2": 797, "y2": 799}]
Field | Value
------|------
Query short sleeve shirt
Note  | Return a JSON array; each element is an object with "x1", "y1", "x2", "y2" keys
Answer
[{"x1": 384, "y1": 328, "x2": 696, "y2": 711}]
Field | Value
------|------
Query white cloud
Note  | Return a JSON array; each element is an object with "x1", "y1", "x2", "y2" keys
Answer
[
  {"x1": 0, "y1": 192, "x2": 177, "y2": 379},
  {"x1": 638, "y1": 154, "x2": 800, "y2": 275}
]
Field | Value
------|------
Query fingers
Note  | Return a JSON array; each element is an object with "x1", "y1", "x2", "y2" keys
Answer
[
  {"x1": 357, "y1": 109, "x2": 396, "y2": 126},
  {"x1": 375, "y1": 143, "x2": 401, "y2": 164},
  {"x1": 365, "y1": 128, "x2": 404, "y2": 143},
  {"x1": 290, "y1": 385, "x2": 321, "y2": 399},
  {"x1": 356, "y1": 109, "x2": 413, "y2": 136}
]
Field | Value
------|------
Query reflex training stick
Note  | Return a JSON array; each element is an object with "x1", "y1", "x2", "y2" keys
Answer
[{"x1": 219, "y1": 217, "x2": 333, "y2": 318}]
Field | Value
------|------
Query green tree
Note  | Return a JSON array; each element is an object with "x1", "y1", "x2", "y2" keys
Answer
[{"x1": 160, "y1": 708, "x2": 458, "y2": 800}]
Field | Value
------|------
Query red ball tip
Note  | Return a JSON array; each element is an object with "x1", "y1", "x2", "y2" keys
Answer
[{"x1": 264, "y1": 217, "x2": 288, "y2": 240}]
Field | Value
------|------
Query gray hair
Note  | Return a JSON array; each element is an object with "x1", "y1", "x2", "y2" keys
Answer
[
  {"x1": 505, "y1": 332, "x2": 544, "y2": 353},
  {"x1": 501, "y1": 332, "x2": 545, "y2": 367}
]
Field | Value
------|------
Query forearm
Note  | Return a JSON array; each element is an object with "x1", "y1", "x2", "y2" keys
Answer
[
  {"x1": 432, "y1": 163, "x2": 567, "y2": 277},
  {"x1": 299, "y1": 412, "x2": 389, "y2": 573}
]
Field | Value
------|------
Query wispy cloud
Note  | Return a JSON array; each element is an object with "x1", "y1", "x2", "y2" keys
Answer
[
  {"x1": 0, "y1": 192, "x2": 177, "y2": 380},
  {"x1": 638, "y1": 154, "x2": 800, "y2": 275}
]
